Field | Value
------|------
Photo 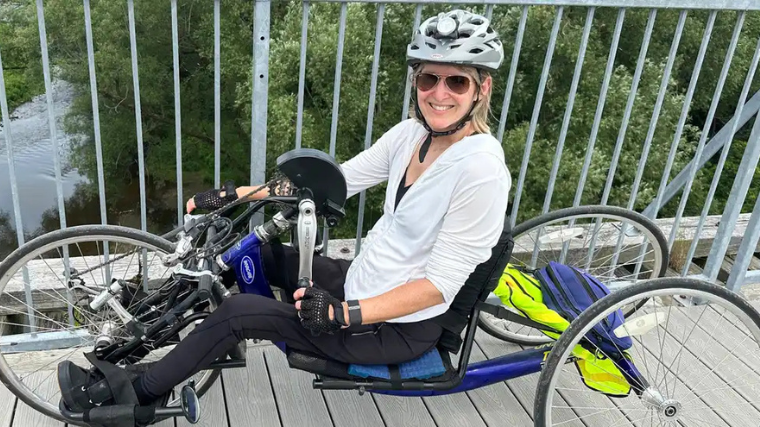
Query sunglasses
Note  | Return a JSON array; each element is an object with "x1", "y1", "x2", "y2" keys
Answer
[{"x1": 415, "y1": 73, "x2": 472, "y2": 95}]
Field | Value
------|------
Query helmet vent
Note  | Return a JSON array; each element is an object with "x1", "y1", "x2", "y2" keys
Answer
[
  {"x1": 410, "y1": 44, "x2": 420, "y2": 50},
  {"x1": 426, "y1": 42, "x2": 437, "y2": 49},
  {"x1": 450, "y1": 44, "x2": 461, "y2": 49},
  {"x1": 469, "y1": 48, "x2": 483, "y2": 54}
]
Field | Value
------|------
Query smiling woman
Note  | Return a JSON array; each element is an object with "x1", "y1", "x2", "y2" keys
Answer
[
  {"x1": 406, "y1": 10, "x2": 502, "y2": 164},
  {"x1": 57, "y1": 9, "x2": 512, "y2": 417}
]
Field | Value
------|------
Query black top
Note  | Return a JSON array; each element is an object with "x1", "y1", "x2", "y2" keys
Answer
[{"x1": 395, "y1": 167, "x2": 413, "y2": 211}]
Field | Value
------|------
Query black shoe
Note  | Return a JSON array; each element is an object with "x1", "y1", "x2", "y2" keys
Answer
[{"x1": 57, "y1": 361, "x2": 115, "y2": 411}]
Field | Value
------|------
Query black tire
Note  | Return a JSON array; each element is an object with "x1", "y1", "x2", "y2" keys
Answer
[
  {"x1": 0, "y1": 225, "x2": 220, "y2": 422},
  {"x1": 532, "y1": 277, "x2": 760, "y2": 426},
  {"x1": 478, "y1": 205, "x2": 670, "y2": 346}
]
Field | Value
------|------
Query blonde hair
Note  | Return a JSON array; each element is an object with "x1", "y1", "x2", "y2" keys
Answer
[{"x1": 409, "y1": 64, "x2": 493, "y2": 135}]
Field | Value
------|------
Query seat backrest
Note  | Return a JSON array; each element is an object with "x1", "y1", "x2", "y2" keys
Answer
[{"x1": 431, "y1": 214, "x2": 514, "y2": 353}]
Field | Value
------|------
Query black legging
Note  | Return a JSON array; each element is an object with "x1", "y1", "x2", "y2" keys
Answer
[{"x1": 135, "y1": 244, "x2": 442, "y2": 402}]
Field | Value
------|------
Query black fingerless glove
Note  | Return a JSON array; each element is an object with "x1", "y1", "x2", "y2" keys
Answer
[
  {"x1": 193, "y1": 180, "x2": 238, "y2": 211},
  {"x1": 299, "y1": 286, "x2": 346, "y2": 335}
]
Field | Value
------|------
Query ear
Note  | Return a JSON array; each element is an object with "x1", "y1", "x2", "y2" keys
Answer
[{"x1": 479, "y1": 74, "x2": 492, "y2": 98}]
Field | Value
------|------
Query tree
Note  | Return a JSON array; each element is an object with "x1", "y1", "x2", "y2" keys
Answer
[{"x1": 4, "y1": 1, "x2": 760, "y2": 237}]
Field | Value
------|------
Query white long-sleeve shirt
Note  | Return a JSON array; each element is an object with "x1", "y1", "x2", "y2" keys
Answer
[{"x1": 340, "y1": 119, "x2": 511, "y2": 323}]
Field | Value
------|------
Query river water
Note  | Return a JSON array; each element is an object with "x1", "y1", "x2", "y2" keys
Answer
[{"x1": 0, "y1": 81, "x2": 185, "y2": 259}]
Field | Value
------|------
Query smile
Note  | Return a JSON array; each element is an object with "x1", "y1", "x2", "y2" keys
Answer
[{"x1": 430, "y1": 103, "x2": 454, "y2": 111}]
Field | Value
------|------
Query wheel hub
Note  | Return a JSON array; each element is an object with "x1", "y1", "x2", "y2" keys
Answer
[{"x1": 659, "y1": 399, "x2": 681, "y2": 421}]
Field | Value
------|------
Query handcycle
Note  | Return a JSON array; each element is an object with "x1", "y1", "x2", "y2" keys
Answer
[{"x1": 1, "y1": 149, "x2": 759, "y2": 426}]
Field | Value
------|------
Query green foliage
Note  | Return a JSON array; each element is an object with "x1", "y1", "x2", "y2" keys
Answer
[
  {"x1": 0, "y1": 4, "x2": 44, "y2": 110},
  {"x1": 3, "y1": 2, "x2": 760, "y2": 237}
]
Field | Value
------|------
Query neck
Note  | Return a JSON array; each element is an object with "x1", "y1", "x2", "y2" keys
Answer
[{"x1": 432, "y1": 122, "x2": 474, "y2": 146}]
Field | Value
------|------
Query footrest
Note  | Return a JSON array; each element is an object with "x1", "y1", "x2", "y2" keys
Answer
[{"x1": 348, "y1": 348, "x2": 446, "y2": 380}]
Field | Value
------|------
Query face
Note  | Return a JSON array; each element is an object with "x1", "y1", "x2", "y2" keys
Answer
[{"x1": 415, "y1": 63, "x2": 491, "y2": 132}]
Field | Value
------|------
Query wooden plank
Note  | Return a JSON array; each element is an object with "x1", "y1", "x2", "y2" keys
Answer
[
  {"x1": 0, "y1": 380, "x2": 18, "y2": 427},
  {"x1": 660, "y1": 308, "x2": 760, "y2": 414},
  {"x1": 151, "y1": 392, "x2": 176, "y2": 427},
  {"x1": 464, "y1": 345, "x2": 533, "y2": 427},
  {"x1": 660, "y1": 213, "x2": 752, "y2": 259},
  {"x1": 474, "y1": 331, "x2": 583, "y2": 426},
  {"x1": 371, "y1": 394, "x2": 436, "y2": 427},
  {"x1": 177, "y1": 371, "x2": 227, "y2": 427},
  {"x1": 682, "y1": 304, "x2": 760, "y2": 375},
  {"x1": 321, "y1": 391, "x2": 383, "y2": 427},
  {"x1": 632, "y1": 308, "x2": 757, "y2": 426},
  {"x1": 422, "y1": 385, "x2": 487, "y2": 427},
  {"x1": 263, "y1": 346, "x2": 333, "y2": 427},
  {"x1": 717, "y1": 256, "x2": 735, "y2": 284},
  {"x1": 222, "y1": 345, "x2": 280, "y2": 427},
  {"x1": 11, "y1": 371, "x2": 64, "y2": 427},
  {"x1": 550, "y1": 360, "x2": 634, "y2": 426},
  {"x1": 419, "y1": 350, "x2": 486, "y2": 427}
]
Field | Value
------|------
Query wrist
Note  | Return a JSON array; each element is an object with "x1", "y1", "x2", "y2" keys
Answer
[
  {"x1": 342, "y1": 302, "x2": 350, "y2": 325},
  {"x1": 237, "y1": 186, "x2": 265, "y2": 201}
]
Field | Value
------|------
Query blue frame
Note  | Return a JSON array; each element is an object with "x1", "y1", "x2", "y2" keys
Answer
[{"x1": 219, "y1": 234, "x2": 646, "y2": 397}]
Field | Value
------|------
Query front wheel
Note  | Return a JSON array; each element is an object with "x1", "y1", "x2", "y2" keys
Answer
[
  {"x1": 0, "y1": 225, "x2": 220, "y2": 422},
  {"x1": 534, "y1": 277, "x2": 760, "y2": 426},
  {"x1": 478, "y1": 205, "x2": 670, "y2": 346}
]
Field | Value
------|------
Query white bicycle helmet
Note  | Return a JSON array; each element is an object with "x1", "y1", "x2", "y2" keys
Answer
[{"x1": 407, "y1": 10, "x2": 504, "y2": 72}]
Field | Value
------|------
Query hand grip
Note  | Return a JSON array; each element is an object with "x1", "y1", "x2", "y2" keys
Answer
[
  {"x1": 198, "y1": 223, "x2": 217, "y2": 301},
  {"x1": 198, "y1": 273, "x2": 213, "y2": 301}
]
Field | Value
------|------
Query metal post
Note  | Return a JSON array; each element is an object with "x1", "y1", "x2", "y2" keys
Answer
[
  {"x1": 401, "y1": 4, "x2": 423, "y2": 121},
  {"x1": 172, "y1": 0, "x2": 184, "y2": 225},
  {"x1": 36, "y1": 0, "x2": 72, "y2": 326},
  {"x1": 727, "y1": 188, "x2": 760, "y2": 291},
  {"x1": 669, "y1": 12, "x2": 745, "y2": 247},
  {"x1": 214, "y1": 0, "x2": 222, "y2": 189},
  {"x1": 648, "y1": 11, "x2": 717, "y2": 223},
  {"x1": 250, "y1": 0, "x2": 271, "y2": 228},
  {"x1": 496, "y1": 5, "x2": 528, "y2": 144},
  {"x1": 84, "y1": 0, "x2": 111, "y2": 286},
  {"x1": 355, "y1": 3, "x2": 385, "y2": 255},
  {"x1": 324, "y1": 1, "x2": 348, "y2": 253},
  {"x1": 703, "y1": 99, "x2": 760, "y2": 282},
  {"x1": 0, "y1": 46, "x2": 34, "y2": 332},
  {"x1": 682, "y1": 38, "x2": 760, "y2": 274},
  {"x1": 295, "y1": 1, "x2": 311, "y2": 149},
  {"x1": 510, "y1": 6, "x2": 563, "y2": 228}
]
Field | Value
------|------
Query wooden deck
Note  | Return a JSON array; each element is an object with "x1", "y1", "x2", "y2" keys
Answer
[{"x1": 2, "y1": 300, "x2": 760, "y2": 427}]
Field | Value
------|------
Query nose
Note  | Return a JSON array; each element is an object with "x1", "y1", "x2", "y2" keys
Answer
[{"x1": 430, "y1": 78, "x2": 450, "y2": 100}]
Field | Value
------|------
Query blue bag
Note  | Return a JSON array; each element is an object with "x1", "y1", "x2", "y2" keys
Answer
[{"x1": 534, "y1": 261, "x2": 632, "y2": 354}]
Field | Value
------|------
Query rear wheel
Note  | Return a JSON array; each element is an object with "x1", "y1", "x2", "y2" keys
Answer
[
  {"x1": 478, "y1": 206, "x2": 669, "y2": 346},
  {"x1": 534, "y1": 278, "x2": 760, "y2": 426},
  {"x1": 0, "y1": 225, "x2": 220, "y2": 421}
]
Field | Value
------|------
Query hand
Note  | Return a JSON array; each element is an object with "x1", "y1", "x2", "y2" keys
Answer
[
  {"x1": 294, "y1": 285, "x2": 348, "y2": 335},
  {"x1": 188, "y1": 181, "x2": 238, "y2": 213},
  {"x1": 186, "y1": 197, "x2": 197, "y2": 213}
]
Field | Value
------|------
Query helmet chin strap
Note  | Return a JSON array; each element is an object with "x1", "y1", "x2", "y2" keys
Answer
[{"x1": 414, "y1": 95, "x2": 479, "y2": 163}]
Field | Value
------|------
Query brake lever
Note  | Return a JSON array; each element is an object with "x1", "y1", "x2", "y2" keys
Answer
[{"x1": 162, "y1": 214, "x2": 209, "y2": 267}]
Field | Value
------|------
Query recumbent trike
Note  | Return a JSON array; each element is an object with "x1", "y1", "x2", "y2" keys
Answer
[{"x1": 1, "y1": 149, "x2": 759, "y2": 426}]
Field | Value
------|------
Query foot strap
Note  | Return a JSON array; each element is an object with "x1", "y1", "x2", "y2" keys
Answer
[{"x1": 85, "y1": 352, "x2": 139, "y2": 406}]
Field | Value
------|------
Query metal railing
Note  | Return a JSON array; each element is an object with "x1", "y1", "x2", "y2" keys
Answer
[{"x1": 1, "y1": 0, "x2": 760, "y2": 300}]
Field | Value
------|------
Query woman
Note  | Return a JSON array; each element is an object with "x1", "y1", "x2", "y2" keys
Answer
[{"x1": 58, "y1": 8, "x2": 511, "y2": 417}]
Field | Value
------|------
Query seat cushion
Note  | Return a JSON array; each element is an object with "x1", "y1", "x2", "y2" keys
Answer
[{"x1": 286, "y1": 346, "x2": 455, "y2": 382}]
